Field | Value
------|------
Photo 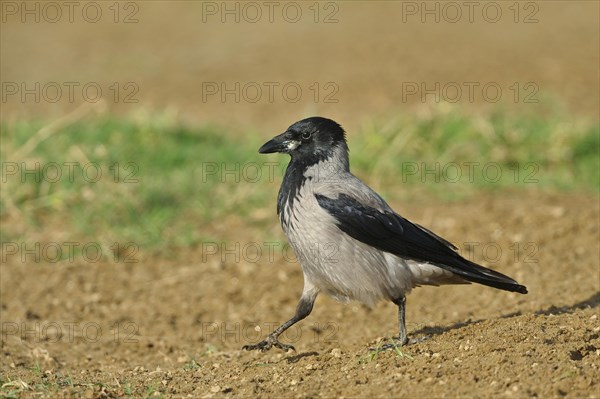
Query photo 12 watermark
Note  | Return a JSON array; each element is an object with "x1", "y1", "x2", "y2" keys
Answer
[
  {"x1": 459, "y1": 241, "x2": 539, "y2": 265},
  {"x1": 200, "y1": 1, "x2": 340, "y2": 23},
  {"x1": 2, "y1": 321, "x2": 139, "y2": 344},
  {"x1": 1, "y1": 1, "x2": 140, "y2": 23},
  {"x1": 401, "y1": 81, "x2": 539, "y2": 104},
  {"x1": 200, "y1": 321, "x2": 339, "y2": 345},
  {"x1": 201, "y1": 81, "x2": 339, "y2": 104},
  {"x1": 401, "y1": 162, "x2": 540, "y2": 184},
  {"x1": 201, "y1": 241, "x2": 340, "y2": 265},
  {"x1": 1, "y1": 82, "x2": 140, "y2": 104},
  {"x1": 200, "y1": 161, "x2": 283, "y2": 184},
  {"x1": 1, "y1": 162, "x2": 140, "y2": 184},
  {"x1": 400, "y1": 1, "x2": 540, "y2": 24},
  {"x1": 1, "y1": 241, "x2": 140, "y2": 264}
]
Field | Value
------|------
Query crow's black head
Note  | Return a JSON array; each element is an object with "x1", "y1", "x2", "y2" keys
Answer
[{"x1": 259, "y1": 117, "x2": 348, "y2": 162}]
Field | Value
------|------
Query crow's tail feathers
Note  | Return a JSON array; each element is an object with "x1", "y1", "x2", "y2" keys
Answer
[{"x1": 449, "y1": 258, "x2": 528, "y2": 294}]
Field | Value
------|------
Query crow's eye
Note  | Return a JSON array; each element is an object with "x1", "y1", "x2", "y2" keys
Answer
[{"x1": 301, "y1": 131, "x2": 312, "y2": 140}]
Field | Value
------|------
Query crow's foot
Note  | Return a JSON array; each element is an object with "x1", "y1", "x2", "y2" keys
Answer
[
  {"x1": 242, "y1": 335, "x2": 295, "y2": 352},
  {"x1": 369, "y1": 335, "x2": 429, "y2": 352}
]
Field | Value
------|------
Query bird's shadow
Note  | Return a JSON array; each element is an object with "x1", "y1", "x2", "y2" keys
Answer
[
  {"x1": 285, "y1": 351, "x2": 320, "y2": 363},
  {"x1": 411, "y1": 291, "x2": 599, "y2": 338},
  {"x1": 534, "y1": 291, "x2": 599, "y2": 316}
]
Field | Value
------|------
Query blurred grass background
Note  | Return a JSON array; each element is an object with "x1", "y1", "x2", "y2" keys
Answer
[{"x1": 2, "y1": 103, "x2": 597, "y2": 258}]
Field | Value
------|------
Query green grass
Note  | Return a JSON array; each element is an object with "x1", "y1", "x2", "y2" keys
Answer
[
  {"x1": 1, "y1": 106, "x2": 598, "y2": 255},
  {"x1": 352, "y1": 108, "x2": 599, "y2": 198},
  {"x1": 182, "y1": 356, "x2": 201, "y2": 371},
  {"x1": 358, "y1": 338, "x2": 414, "y2": 364}
]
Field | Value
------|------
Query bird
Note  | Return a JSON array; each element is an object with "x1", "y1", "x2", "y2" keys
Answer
[{"x1": 242, "y1": 116, "x2": 528, "y2": 352}]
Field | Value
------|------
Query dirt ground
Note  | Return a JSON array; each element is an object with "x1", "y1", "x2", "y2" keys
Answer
[{"x1": 2, "y1": 191, "x2": 599, "y2": 398}]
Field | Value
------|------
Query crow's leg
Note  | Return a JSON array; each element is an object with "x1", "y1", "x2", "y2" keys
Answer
[
  {"x1": 369, "y1": 295, "x2": 410, "y2": 351},
  {"x1": 243, "y1": 288, "x2": 318, "y2": 352},
  {"x1": 393, "y1": 295, "x2": 430, "y2": 345},
  {"x1": 392, "y1": 295, "x2": 409, "y2": 346}
]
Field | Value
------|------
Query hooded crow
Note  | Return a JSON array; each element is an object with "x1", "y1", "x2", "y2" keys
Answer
[{"x1": 243, "y1": 116, "x2": 527, "y2": 352}]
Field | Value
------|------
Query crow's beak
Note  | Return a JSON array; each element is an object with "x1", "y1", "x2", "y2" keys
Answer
[{"x1": 259, "y1": 132, "x2": 293, "y2": 154}]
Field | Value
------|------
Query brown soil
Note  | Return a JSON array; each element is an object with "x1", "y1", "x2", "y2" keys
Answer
[{"x1": 2, "y1": 191, "x2": 599, "y2": 398}]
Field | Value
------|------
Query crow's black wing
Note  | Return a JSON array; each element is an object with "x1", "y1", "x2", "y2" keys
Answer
[{"x1": 315, "y1": 193, "x2": 527, "y2": 294}]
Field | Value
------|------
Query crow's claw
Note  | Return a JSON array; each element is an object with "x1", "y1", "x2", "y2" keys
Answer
[
  {"x1": 242, "y1": 335, "x2": 296, "y2": 352},
  {"x1": 369, "y1": 335, "x2": 429, "y2": 352}
]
